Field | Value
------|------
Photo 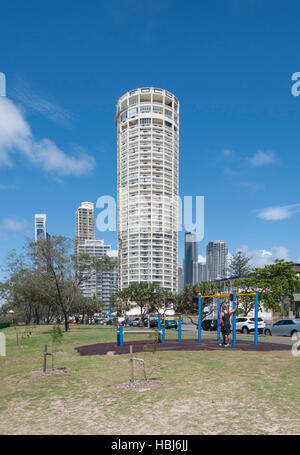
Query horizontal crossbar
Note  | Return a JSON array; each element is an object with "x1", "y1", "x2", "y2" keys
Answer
[
  {"x1": 199, "y1": 292, "x2": 257, "y2": 298},
  {"x1": 123, "y1": 330, "x2": 161, "y2": 334}
]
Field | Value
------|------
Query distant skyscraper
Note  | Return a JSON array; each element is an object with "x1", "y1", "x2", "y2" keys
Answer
[
  {"x1": 35, "y1": 214, "x2": 47, "y2": 241},
  {"x1": 75, "y1": 202, "x2": 119, "y2": 310},
  {"x1": 184, "y1": 232, "x2": 198, "y2": 285},
  {"x1": 75, "y1": 202, "x2": 95, "y2": 252},
  {"x1": 116, "y1": 87, "x2": 179, "y2": 293},
  {"x1": 178, "y1": 265, "x2": 184, "y2": 293},
  {"x1": 198, "y1": 262, "x2": 208, "y2": 282},
  {"x1": 77, "y1": 239, "x2": 118, "y2": 310},
  {"x1": 206, "y1": 241, "x2": 228, "y2": 281}
]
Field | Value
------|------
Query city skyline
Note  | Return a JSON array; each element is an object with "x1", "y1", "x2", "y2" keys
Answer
[{"x1": 1, "y1": 1, "x2": 300, "y2": 279}]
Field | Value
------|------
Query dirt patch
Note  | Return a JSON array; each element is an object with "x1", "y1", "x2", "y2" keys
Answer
[
  {"x1": 118, "y1": 379, "x2": 167, "y2": 391},
  {"x1": 32, "y1": 368, "x2": 70, "y2": 377}
]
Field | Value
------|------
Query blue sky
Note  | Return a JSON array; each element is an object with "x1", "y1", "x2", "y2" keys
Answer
[{"x1": 0, "y1": 0, "x2": 300, "y2": 275}]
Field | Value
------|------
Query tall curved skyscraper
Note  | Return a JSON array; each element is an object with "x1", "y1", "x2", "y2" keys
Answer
[{"x1": 116, "y1": 87, "x2": 179, "y2": 292}]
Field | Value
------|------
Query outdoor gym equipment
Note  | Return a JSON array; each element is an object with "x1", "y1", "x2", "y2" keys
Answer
[
  {"x1": 117, "y1": 316, "x2": 165, "y2": 346},
  {"x1": 117, "y1": 289, "x2": 259, "y2": 347},
  {"x1": 197, "y1": 289, "x2": 260, "y2": 346}
]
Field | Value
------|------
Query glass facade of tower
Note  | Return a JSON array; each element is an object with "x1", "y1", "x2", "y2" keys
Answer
[
  {"x1": 206, "y1": 240, "x2": 228, "y2": 281},
  {"x1": 183, "y1": 231, "x2": 198, "y2": 285}
]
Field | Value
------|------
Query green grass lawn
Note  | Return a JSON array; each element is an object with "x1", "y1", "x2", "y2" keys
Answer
[{"x1": 0, "y1": 324, "x2": 299, "y2": 435}]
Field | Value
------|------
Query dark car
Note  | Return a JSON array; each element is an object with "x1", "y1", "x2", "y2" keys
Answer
[
  {"x1": 201, "y1": 319, "x2": 218, "y2": 331},
  {"x1": 164, "y1": 319, "x2": 178, "y2": 329},
  {"x1": 143, "y1": 318, "x2": 158, "y2": 328}
]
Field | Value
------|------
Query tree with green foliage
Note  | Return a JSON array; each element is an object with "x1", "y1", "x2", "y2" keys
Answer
[
  {"x1": 228, "y1": 250, "x2": 252, "y2": 277},
  {"x1": 233, "y1": 260, "x2": 300, "y2": 315},
  {"x1": 175, "y1": 281, "x2": 222, "y2": 321},
  {"x1": 116, "y1": 282, "x2": 172, "y2": 321},
  {"x1": 254, "y1": 259, "x2": 300, "y2": 314},
  {"x1": 1, "y1": 236, "x2": 95, "y2": 331}
]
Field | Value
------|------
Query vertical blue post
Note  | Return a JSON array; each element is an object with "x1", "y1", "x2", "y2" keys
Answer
[
  {"x1": 120, "y1": 324, "x2": 123, "y2": 347},
  {"x1": 158, "y1": 313, "x2": 161, "y2": 343},
  {"x1": 232, "y1": 289, "x2": 237, "y2": 346},
  {"x1": 117, "y1": 324, "x2": 120, "y2": 346},
  {"x1": 178, "y1": 313, "x2": 182, "y2": 342},
  {"x1": 254, "y1": 290, "x2": 259, "y2": 346},
  {"x1": 162, "y1": 324, "x2": 165, "y2": 344},
  {"x1": 217, "y1": 298, "x2": 221, "y2": 343},
  {"x1": 198, "y1": 294, "x2": 202, "y2": 343}
]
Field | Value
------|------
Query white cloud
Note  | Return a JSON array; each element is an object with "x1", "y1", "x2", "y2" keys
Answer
[
  {"x1": 249, "y1": 150, "x2": 276, "y2": 167},
  {"x1": 223, "y1": 167, "x2": 240, "y2": 177},
  {"x1": 13, "y1": 79, "x2": 73, "y2": 127},
  {"x1": 1, "y1": 218, "x2": 29, "y2": 232},
  {"x1": 237, "y1": 244, "x2": 290, "y2": 267},
  {"x1": 256, "y1": 204, "x2": 300, "y2": 221},
  {"x1": 107, "y1": 250, "x2": 118, "y2": 258},
  {"x1": 198, "y1": 255, "x2": 206, "y2": 263},
  {"x1": 0, "y1": 97, "x2": 95, "y2": 176},
  {"x1": 222, "y1": 149, "x2": 235, "y2": 158}
]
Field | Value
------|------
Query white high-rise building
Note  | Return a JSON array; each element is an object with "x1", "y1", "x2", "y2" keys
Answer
[
  {"x1": 116, "y1": 87, "x2": 179, "y2": 292},
  {"x1": 206, "y1": 241, "x2": 228, "y2": 281},
  {"x1": 35, "y1": 214, "x2": 47, "y2": 241},
  {"x1": 77, "y1": 239, "x2": 118, "y2": 310},
  {"x1": 75, "y1": 202, "x2": 95, "y2": 249},
  {"x1": 75, "y1": 202, "x2": 119, "y2": 310}
]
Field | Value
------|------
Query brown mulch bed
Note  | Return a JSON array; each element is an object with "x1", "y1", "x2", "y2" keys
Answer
[{"x1": 75, "y1": 338, "x2": 291, "y2": 356}]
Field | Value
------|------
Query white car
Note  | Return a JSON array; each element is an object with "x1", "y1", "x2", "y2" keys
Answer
[
  {"x1": 236, "y1": 317, "x2": 265, "y2": 334},
  {"x1": 264, "y1": 319, "x2": 300, "y2": 337}
]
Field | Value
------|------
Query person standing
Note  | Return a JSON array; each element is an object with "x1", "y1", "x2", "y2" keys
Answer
[{"x1": 219, "y1": 301, "x2": 237, "y2": 347}]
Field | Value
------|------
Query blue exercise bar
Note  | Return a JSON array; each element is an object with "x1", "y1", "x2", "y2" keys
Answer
[
  {"x1": 158, "y1": 313, "x2": 161, "y2": 343},
  {"x1": 232, "y1": 289, "x2": 237, "y2": 347},
  {"x1": 254, "y1": 290, "x2": 259, "y2": 346},
  {"x1": 198, "y1": 294, "x2": 202, "y2": 343},
  {"x1": 217, "y1": 297, "x2": 221, "y2": 343},
  {"x1": 178, "y1": 313, "x2": 182, "y2": 342}
]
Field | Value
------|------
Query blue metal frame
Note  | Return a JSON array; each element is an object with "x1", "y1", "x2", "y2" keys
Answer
[
  {"x1": 217, "y1": 298, "x2": 221, "y2": 343},
  {"x1": 158, "y1": 313, "x2": 161, "y2": 343},
  {"x1": 254, "y1": 291, "x2": 259, "y2": 346},
  {"x1": 178, "y1": 313, "x2": 182, "y2": 342},
  {"x1": 232, "y1": 289, "x2": 237, "y2": 347},
  {"x1": 198, "y1": 294, "x2": 202, "y2": 343}
]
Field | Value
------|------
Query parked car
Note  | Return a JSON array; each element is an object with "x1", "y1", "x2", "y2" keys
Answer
[
  {"x1": 143, "y1": 318, "x2": 158, "y2": 328},
  {"x1": 132, "y1": 318, "x2": 141, "y2": 327},
  {"x1": 201, "y1": 319, "x2": 218, "y2": 331},
  {"x1": 95, "y1": 318, "x2": 105, "y2": 325},
  {"x1": 264, "y1": 319, "x2": 300, "y2": 337},
  {"x1": 164, "y1": 319, "x2": 178, "y2": 329},
  {"x1": 236, "y1": 317, "x2": 265, "y2": 334}
]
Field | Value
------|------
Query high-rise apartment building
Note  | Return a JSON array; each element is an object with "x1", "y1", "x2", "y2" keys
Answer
[
  {"x1": 177, "y1": 265, "x2": 184, "y2": 294},
  {"x1": 77, "y1": 239, "x2": 118, "y2": 310},
  {"x1": 75, "y1": 202, "x2": 95, "y2": 251},
  {"x1": 116, "y1": 87, "x2": 179, "y2": 292},
  {"x1": 183, "y1": 231, "x2": 198, "y2": 285},
  {"x1": 206, "y1": 240, "x2": 228, "y2": 281},
  {"x1": 35, "y1": 214, "x2": 47, "y2": 241},
  {"x1": 75, "y1": 202, "x2": 119, "y2": 310},
  {"x1": 197, "y1": 262, "x2": 208, "y2": 282}
]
